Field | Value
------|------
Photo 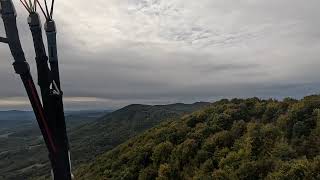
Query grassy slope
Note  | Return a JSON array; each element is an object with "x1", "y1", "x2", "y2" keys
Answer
[{"x1": 76, "y1": 95, "x2": 320, "y2": 180}]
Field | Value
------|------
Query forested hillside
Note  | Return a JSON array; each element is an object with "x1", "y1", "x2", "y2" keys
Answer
[
  {"x1": 70, "y1": 102, "x2": 210, "y2": 165},
  {"x1": 76, "y1": 95, "x2": 320, "y2": 180}
]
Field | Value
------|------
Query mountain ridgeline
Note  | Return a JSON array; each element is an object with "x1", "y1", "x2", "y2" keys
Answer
[{"x1": 76, "y1": 95, "x2": 320, "y2": 180}]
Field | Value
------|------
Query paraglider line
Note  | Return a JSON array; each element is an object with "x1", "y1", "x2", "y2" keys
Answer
[
  {"x1": 20, "y1": 0, "x2": 31, "y2": 13},
  {"x1": 50, "y1": 0, "x2": 55, "y2": 18},
  {"x1": 43, "y1": 0, "x2": 50, "y2": 19},
  {"x1": 35, "y1": 0, "x2": 49, "y2": 19}
]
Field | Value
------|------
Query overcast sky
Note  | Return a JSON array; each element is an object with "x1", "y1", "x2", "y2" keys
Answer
[{"x1": 0, "y1": 0, "x2": 320, "y2": 110}]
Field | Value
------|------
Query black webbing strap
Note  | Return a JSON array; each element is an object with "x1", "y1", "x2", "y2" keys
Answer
[
  {"x1": 28, "y1": 12, "x2": 72, "y2": 180},
  {"x1": 1, "y1": 1, "x2": 72, "y2": 179},
  {"x1": 45, "y1": 20, "x2": 72, "y2": 180},
  {"x1": 0, "y1": 0, "x2": 57, "y2": 155},
  {"x1": 0, "y1": 37, "x2": 8, "y2": 43}
]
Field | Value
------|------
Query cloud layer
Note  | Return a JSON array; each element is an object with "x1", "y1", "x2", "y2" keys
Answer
[{"x1": 0, "y1": 0, "x2": 320, "y2": 110}]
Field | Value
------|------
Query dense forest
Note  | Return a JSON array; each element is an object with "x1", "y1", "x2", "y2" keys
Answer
[
  {"x1": 70, "y1": 102, "x2": 209, "y2": 166},
  {"x1": 76, "y1": 95, "x2": 320, "y2": 180}
]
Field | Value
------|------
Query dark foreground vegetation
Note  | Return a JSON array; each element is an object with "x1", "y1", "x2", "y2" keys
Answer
[{"x1": 76, "y1": 95, "x2": 320, "y2": 180}]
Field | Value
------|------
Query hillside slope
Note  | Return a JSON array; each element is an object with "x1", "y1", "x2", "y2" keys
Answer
[
  {"x1": 1, "y1": 103, "x2": 209, "y2": 180},
  {"x1": 76, "y1": 95, "x2": 320, "y2": 180},
  {"x1": 70, "y1": 102, "x2": 210, "y2": 165}
]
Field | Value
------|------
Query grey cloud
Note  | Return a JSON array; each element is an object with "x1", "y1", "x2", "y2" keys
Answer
[{"x1": 0, "y1": 0, "x2": 320, "y2": 110}]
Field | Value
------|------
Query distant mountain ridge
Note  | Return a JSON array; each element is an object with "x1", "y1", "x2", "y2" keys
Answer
[
  {"x1": 0, "y1": 110, "x2": 111, "y2": 121},
  {"x1": 0, "y1": 110, "x2": 35, "y2": 121}
]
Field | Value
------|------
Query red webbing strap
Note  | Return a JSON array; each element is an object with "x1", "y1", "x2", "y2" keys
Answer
[{"x1": 22, "y1": 76, "x2": 57, "y2": 153}]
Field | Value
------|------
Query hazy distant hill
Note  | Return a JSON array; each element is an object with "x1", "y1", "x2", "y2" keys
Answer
[
  {"x1": 0, "y1": 110, "x2": 111, "y2": 180},
  {"x1": 0, "y1": 110, "x2": 110, "y2": 121},
  {"x1": 76, "y1": 95, "x2": 320, "y2": 180},
  {"x1": 0, "y1": 110, "x2": 34, "y2": 121}
]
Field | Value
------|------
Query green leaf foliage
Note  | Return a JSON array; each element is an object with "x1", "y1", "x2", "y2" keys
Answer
[{"x1": 76, "y1": 95, "x2": 320, "y2": 180}]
